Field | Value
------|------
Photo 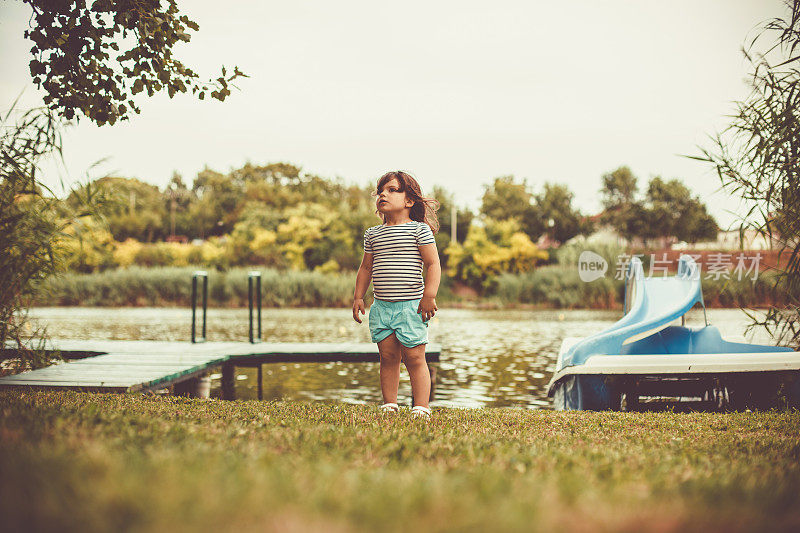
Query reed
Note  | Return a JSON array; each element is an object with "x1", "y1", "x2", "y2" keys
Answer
[
  {"x1": 34, "y1": 267, "x2": 359, "y2": 308},
  {"x1": 490, "y1": 266, "x2": 787, "y2": 309},
  {"x1": 492, "y1": 266, "x2": 623, "y2": 309}
]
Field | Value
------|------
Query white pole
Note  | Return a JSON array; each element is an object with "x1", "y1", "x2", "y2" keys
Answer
[{"x1": 451, "y1": 203, "x2": 457, "y2": 243}]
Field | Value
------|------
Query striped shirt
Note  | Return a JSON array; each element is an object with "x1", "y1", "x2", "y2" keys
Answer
[{"x1": 364, "y1": 221, "x2": 436, "y2": 301}]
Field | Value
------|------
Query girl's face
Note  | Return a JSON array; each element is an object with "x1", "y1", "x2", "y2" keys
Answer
[{"x1": 377, "y1": 178, "x2": 413, "y2": 213}]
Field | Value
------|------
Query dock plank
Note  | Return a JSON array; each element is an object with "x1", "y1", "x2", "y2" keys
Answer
[
  {"x1": 0, "y1": 340, "x2": 442, "y2": 393},
  {"x1": 0, "y1": 368, "x2": 202, "y2": 378}
]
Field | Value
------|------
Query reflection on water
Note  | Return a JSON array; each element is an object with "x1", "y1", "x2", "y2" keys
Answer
[{"x1": 29, "y1": 307, "x2": 772, "y2": 409}]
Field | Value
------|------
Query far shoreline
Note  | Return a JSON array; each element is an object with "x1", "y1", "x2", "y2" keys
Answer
[{"x1": 27, "y1": 301, "x2": 772, "y2": 311}]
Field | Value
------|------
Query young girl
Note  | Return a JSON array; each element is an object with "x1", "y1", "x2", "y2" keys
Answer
[{"x1": 352, "y1": 171, "x2": 441, "y2": 419}]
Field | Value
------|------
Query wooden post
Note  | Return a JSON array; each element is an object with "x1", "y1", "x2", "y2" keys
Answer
[
  {"x1": 173, "y1": 375, "x2": 210, "y2": 399},
  {"x1": 191, "y1": 271, "x2": 208, "y2": 344},
  {"x1": 248, "y1": 271, "x2": 262, "y2": 343},
  {"x1": 222, "y1": 362, "x2": 236, "y2": 400},
  {"x1": 248, "y1": 275, "x2": 254, "y2": 343},
  {"x1": 623, "y1": 379, "x2": 639, "y2": 412},
  {"x1": 194, "y1": 375, "x2": 211, "y2": 399},
  {"x1": 257, "y1": 364, "x2": 263, "y2": 400},
  {"x1": 191, "y1": 276, "x2": 198, "y2": 343}
]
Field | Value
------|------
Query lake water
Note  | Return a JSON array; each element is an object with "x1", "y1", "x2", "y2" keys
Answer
[{"x1": 28, "y1": 307, "x2": 774, "y2": 409}]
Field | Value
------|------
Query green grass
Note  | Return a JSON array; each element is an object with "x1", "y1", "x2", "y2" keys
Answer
[{"x1": 1, "y1": 391, "x2": 799, "y2": 532}]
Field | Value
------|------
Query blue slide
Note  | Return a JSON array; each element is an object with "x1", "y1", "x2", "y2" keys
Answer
[
  {"x1": 549, "y1": 255, "x2": 797, "y2": 410},
  {"x1": 557, "y1": 255, "x2": 705, "y2": 370}
]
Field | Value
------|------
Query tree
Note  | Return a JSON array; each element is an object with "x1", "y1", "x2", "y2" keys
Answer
[
  {"x1": 480, "y1": 175, "x2": 532, "y2": 220},
  {"x1": 190, "y1": 168, "x2": 244, "y2": 238},
  {"x1": 600, "y1": 166, "x2": 637, "y2": 206},
  {"x1": 3, "y1": 1, "x2": 245, "y2": 369},
  {"x1": 60, "y1": 215, "x2": 116, "y2": 271},
  {"x1": 445, "y1": 218, "x2": 548, "y2": 291},
  {"x1": 165, "y1": 171, "x2": 194, "y2": 238},
  {"x1": 645, "y1": 177, "x2": 718, "y2": 244},
  {"x1": 599, "y1": 166, "x2": 639, "y2": 236},
  {"x1": 534, "y1": 183, "x2": 593, "y2": 244},
  {"x1": 19, "y1": 0, "x2": 246, "y2": 125},
  {"x1": 599, "y1": 168, "x2": 717, "y2": 245},
  {"x1": 69, "y1": 176, "x2": 168, "y2": 242},
  {"x1": 622, "y1": 201, "x2": 658, "y2": 245},
  {"x1": 695, "y1": 0, "x2": 800, "y2": 348},
  {"x1": 480, "y1": 175, "x2": 545, "y2": 241},
  {"x1": 680, "y1": 203, "x2": 718, "y2": 244}
]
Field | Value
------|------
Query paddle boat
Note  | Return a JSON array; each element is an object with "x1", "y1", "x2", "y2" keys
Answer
[{"x1": 547, "y1": 255, "x2": 800, "y2": 410}]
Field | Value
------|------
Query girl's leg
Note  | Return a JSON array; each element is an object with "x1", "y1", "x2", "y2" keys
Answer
[
  {"x1": 401, "y1": 343, "x2": 431, "y2": 408},
  {"x1": 377, "y1": 333, "x2": 403, "y2": 404}
]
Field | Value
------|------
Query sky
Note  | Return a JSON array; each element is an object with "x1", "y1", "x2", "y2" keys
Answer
[{"x1": 0, "y1": 0, "x2": 787, "y2": 228}]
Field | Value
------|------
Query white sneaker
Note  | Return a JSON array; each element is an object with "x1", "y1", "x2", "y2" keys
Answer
[
  {"x1": 411, "y1": 406, "x2": 431, "y2": 420},
  {"x1": 380, "y1": 402, "x2": 399, "y2": 413}
]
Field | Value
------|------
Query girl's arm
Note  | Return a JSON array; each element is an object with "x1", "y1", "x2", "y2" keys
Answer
[
  {"x1": 352, "y1": 252, "x2": 373, "y2": 323},
  {"x1": 417, "y1": 243, "x2": 441, "y2": 321}
]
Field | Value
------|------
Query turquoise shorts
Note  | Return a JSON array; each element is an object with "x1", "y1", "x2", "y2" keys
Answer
[{"x1": 369, "y1": 298, "x2": 429, "y2": 348}]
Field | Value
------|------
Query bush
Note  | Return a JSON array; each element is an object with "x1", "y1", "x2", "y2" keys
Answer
[
  {"x1": 445, "y1": 219, "x2": 548, "y2": 290},
  {"x1": 491, "y1": 266, "x2": 622, "y2": 309},
  {"x1": 489, "y1": 265, "x2": 786, "y2": 309}
]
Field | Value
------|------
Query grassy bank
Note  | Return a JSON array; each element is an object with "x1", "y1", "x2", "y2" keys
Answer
[
  {"x1": 32, "y1": 265, "x2": 781, "y2": 309},
  {"x1": 0, "y1": 391, "x2": 798, "y2": 532}
]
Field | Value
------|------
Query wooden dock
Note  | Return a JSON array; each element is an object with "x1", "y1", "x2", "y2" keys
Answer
[{"x1": 0, "y1": 340, "x2": 441, "y2": 400}]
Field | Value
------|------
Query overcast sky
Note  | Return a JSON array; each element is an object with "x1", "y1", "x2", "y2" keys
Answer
[{"x1": 0, "y1": 0, "x2": 786, "y2": 227}]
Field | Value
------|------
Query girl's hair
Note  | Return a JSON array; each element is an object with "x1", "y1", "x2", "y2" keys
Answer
[{"x1": 375, "y1": 171, "x2": 440, "y2": 234}]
